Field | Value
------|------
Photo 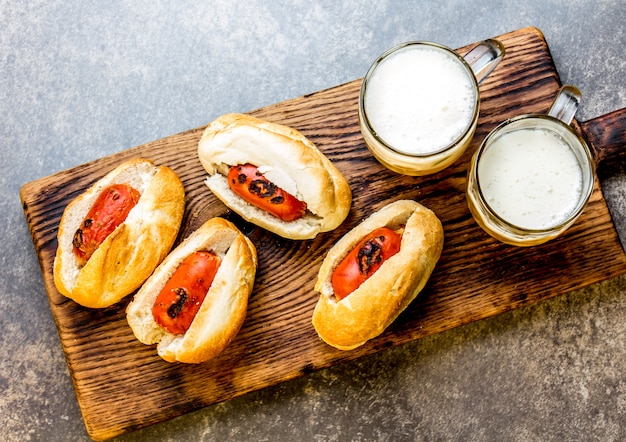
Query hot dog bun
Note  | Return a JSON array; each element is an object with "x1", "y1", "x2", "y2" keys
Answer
[
  {"x1": 126, "y1": 217, "x2": 257, "y2": 363},
  {"x1": 53, "y1": 158, "x2": 185, "y2": 308},
  {"x1": 197, "y1": 113, "x2": 352, "y2": 240},
  {"x1": 312, "y1": 200, "x2": 444, "y2": 350}
]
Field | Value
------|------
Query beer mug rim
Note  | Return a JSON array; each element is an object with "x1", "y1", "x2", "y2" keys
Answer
[
  {"x1": 358, "y1": 41, "x2": 481, "y2": 158},
  {"x1": 471, "y1": 114, "x2": 595, "y2": 235}
]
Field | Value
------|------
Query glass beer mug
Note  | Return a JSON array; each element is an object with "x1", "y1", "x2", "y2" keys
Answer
[{"x1": 466, "y1": 85, "x2": 595, "y2": 246}]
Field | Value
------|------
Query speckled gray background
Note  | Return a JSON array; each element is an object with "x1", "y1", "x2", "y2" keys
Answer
[{"x1": 2, "y1": 1, "x2": 625, "y2": 441}]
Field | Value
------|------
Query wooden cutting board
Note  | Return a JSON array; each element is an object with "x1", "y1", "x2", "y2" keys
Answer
[{"x1": 20, "y1": 27, "x2": 626, "y2": 441}]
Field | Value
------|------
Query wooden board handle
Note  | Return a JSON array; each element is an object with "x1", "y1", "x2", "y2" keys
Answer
[{"x1": 581, "y1": 107, "x2": 626, "y2": 168}]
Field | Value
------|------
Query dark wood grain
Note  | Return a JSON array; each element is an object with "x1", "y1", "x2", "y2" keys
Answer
[
  {"x1": 583, "y1": 108, "x2": 626, "y2": 168},
  {"x1": 19, "y1": 27, "x2": 626, "y2": 441}
]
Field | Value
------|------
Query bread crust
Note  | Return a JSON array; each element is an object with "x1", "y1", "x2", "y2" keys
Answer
[
  {"x1": 197, "y1": 113, "x2": 352, "y2": 239},
  {"x1": 126, "y1": 217, "x2": 258, "y2": 363},
  {"x1": 312, "y1": 200, "x2": 444, "y2": 350},
  {"x1": 53, "y1": 158, "x2": 185, "y2": 308}
]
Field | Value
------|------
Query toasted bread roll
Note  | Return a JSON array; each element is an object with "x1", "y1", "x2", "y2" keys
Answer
[
  {"x1": 126, "y1": 217, "x2": 257, "y2": 363},
  {"x1": 312, "y1": 200, "x2": 444, "y2": 350},
  {"x1": 53, "y1": 158, "x2": 185, "y2": 308},
  {"x1": 197, "y1": 113, "x2": 352, "y2": 240}
]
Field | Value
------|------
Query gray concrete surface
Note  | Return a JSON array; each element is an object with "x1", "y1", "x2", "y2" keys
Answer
[{"x1": 2, "y1": 1, "x2": 625, "y2": 441}]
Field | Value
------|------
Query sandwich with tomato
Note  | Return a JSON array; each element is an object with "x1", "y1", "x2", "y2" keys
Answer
[
  {"x1": 312, "y1": 200, "x2": 444, "y2": 350},
  {"x1": 126, "y1": 217, "x2": 257, "y2": 363},
  {"x1": 197, "y1": 113, "x2": 352, "y2": 240},
  {"x1": 53, "y1": 158, "x2": 185, "y2": 308}
]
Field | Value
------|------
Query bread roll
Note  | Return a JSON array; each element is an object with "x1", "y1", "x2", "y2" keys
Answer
[
  {"x1": 53, "y1": 158, "x2": 185, "y2": 308},
  {"x1": 312, "y1": 200, "x2": 444, "y2": 350},
  {"x1": 126, "y1": 217, "x2": 257, "y2": 363},
  {"x1": 197, "y1": 113, "x2": 352, "y2": 240}
]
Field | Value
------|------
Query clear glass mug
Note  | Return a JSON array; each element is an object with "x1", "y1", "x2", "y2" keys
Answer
[
  {"x1": 466, "y1": 85, "x2": 595, "y2": 246},
  {"x1": 358, "y1": 39, "x2": 505, "y2": 176}
]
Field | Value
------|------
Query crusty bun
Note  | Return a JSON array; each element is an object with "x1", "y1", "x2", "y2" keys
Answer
[
  {"x1": 312, "y1": 200, "x2": 444, "y2": 350},
  {"x1": 126, "y1": 217, "x2": 257, "y2": 363},
  {"x1": 197, "y1": 113, "x2": 352, "y2": 240},
  {"x1": 53, "y1": 158, "x2": 185, "y2": 308}
]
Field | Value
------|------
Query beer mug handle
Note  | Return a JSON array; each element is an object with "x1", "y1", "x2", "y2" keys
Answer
[
  {"x1": 463, "y1": 39, "x2": 505, "y2": 85},
  {"x1": 547, "y1": 85, "x2": 582, "y2": 125}
]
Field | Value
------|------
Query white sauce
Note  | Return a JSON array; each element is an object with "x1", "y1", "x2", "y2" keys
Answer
[{"x1": 257, "y1": 165, "x2": 299, "y2": 197}]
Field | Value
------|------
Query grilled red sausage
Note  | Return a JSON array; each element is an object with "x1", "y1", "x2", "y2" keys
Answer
[
  {"x1": 152, "y1": 251, "x2": 222, "y2": 335},
  {"x1": 227, "y1": 163, "x2": 307, "y2": 222},
  {"x1": 72, "y1": 183, "x2": 140, "y2": 266},
  {"x1": 331, "y1": 227, "x2": 402, "y2": 300}
]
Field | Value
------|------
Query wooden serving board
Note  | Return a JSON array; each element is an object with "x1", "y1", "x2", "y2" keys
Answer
[{"x1": 20, "y1": 27, "x2": 626, "y2": 441}]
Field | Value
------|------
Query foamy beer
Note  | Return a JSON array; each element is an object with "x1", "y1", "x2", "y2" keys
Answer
[
  {"x1": 359, "y1": 39, "x2": 505, "y2": 176},
  {"x1": 466, "y1": 85, "x2": 595, "y2": 246}
]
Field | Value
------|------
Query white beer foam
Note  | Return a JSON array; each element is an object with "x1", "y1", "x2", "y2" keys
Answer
[{"x1": 365, "y1": 46, "x2": 476, "y2": 155}]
